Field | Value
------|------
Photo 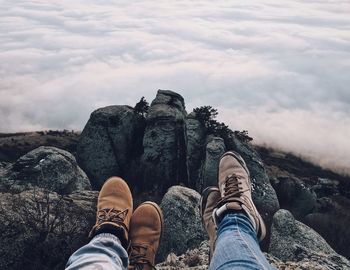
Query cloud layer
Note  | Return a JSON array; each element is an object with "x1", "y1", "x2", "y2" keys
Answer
[{"x1": 1, "y1": 0, "x2": 350, "y2": 173}]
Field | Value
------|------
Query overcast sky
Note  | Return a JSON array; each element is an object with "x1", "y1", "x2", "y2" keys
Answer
[{"x1": 0, "y1": 0, "x2": 349, "y2": 173}]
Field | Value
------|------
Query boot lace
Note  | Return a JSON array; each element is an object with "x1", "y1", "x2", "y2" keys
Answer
[
  {"x1": 218, "y1": 174, "x2": 244, "y2": 204},
  {"x1": 97, "y1": 208, "x2": 128, "y2": 226},
  {"x1": 129, "y1": 244, "x2": 156, "y2": 270}
]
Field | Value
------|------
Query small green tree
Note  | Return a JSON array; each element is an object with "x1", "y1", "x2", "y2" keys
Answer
[
  {"x1": 193, "y1": 106, "x2": 253, "y2": 150},
  {"x1": 134, "y1": 97, "x2": 149, "y2": 117},
  {"x1": 193, "y1": 106, "x2": 218, "y2": 129},
  {"x1": 234, "y1": 130, "x2": 253, "y2": 143}
]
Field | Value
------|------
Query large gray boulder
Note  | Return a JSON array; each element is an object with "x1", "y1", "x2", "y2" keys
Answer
[
  {"x1": 77, "y1": 105, "x2": 144, "y2": 189},
  {"x1": 271, "y1": 176, "x2": 317, "y2": 220},
  {"x1": 1, "y1": 146, "x2": 91, "y2": 194},
  {"x1": 157, "y1": 185, "x2": 207, "y2": 262},
  {"x1": 0, "y1": 189, "x2": 98, "y2": 270},
  {"x1": 141, "y1": 90, "x2": 188, "y2": 193},
  {"x1": 200, "y1": 136, "x2": 225, "y2": 191},
  {"x1": 269, "y1": 209, "x2": 350, "y2": 269},
  {"x1": 186, "y1": 114, "x2": 205, "y2": 189}
]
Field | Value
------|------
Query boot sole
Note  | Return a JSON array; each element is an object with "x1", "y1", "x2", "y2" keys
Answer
[
  {"x1": 200, "y1": 186, "x2": 220, "y2": 262},
  {"x1": 200, "y1": 186, "x2": 219, "y2": 218},
  {"x1": 200, "y1": 186, "x2": 220, "y2": 229},
  {"x1": 219, "y1": 151, "x2": 266, "y2": 242}
]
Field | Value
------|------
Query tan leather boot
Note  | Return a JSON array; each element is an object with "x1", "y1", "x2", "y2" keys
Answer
[
  {"x1": 89, "y1": 177, "x2": 133, "y2": 249},
  {"x1": 128, "y1": 202, "x2": 163, "y2": 270},
  {"x1": 214, "y1": 151, "x2": 266, "y2": 241},
  {"x1": 200, "y1": 186, "x2": 221, "y2": 261}
]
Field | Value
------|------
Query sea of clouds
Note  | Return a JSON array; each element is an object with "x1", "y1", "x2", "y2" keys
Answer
[{"x1": 0, "y1": 0, "x2": 349, "y2": 173}]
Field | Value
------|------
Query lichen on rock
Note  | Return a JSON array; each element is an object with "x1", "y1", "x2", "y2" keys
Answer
[{"x1": 157, "y1": 185, "x2": 207, "y2": 262}]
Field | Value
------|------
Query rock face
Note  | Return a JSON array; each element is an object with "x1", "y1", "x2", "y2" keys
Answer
[
  {"x1": 77, "y1": 105, "x2": 144, "y2": 189},
  {"x1": 200, "y1": 136, "x2": 225, "y2": 191},
  {"x1": 269, "y1": 209, "x2": 350, "y2": 269},
  {"x1": 157, "y1": 185, "x2": 207, "y2": 262},
  {"x1": 77, "y1": 91, "x2": 189, "y2": 193},
  {"x1": 141, "y1": 90, "x2": 188, "y2": 193},
  {"x1": 185, "y1": 114, "x2": 205, "y2": 189},
  {"x1": 1, "y1": 146, "x2": 91, "y2": 194},
  {"x1": 269, "y1": 209, "x2": 334, "y2": 259},
  {"x1": 271, "y1": 176, "x2": 317, "y2": 220},
  {"x1": 0, "y1": 189, "x2": 98, "y2": 270}
]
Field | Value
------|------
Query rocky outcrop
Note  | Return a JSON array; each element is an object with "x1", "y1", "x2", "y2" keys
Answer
[
  {"x1": 1, "y1": 146, "x2": 91, "y2": 194},
  {"x1": 74, "y1": 90, "x2": 280, "y2": 251},
  {"x1": 269, "y1": 209, "x2": 350, "y2": 269},
  {"x1": 141, "y1": 90, "x2": 188, "y2": 193},
  {"x1": 266, "y1": 154, "x2": 350, "y2": 260},
  {"x1": 186, "y1": 114, "x2": 205, "y2": 189},
  {"x1": 75, "y1": 90, "x2": 280, "y2": 234},
  {"x1": 271, "y1": 176, "x2": 317, "y2": 220},
  {"x1": 157, "y1": 185, "x2": 207, "y2": 262},
  {"x1": 304, "y1": 197, "x2": 350, "y2": 260},
  {"x1": 77, "y1": 105, "x2": 145, "y2": 189},
  {"x1": 0, "y1": 189, "x2": 98, "y2": 270},
  {"x1": 199, "y1": 136, "x2": 225, "y2": 191}
]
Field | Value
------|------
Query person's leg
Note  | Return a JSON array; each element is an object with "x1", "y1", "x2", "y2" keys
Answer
[
  {"x1": 209, "y1": 212, "x2": 275, "y2": 270},
  {"x1": 65, "y1": 176, "x2": 133, "y2": 270},
  {"x1": 66, "y1": 233, "x2": 128, "y2": 270},
  {"x1": 201, "y1": 151, "x2": 276, "y2": 270}
]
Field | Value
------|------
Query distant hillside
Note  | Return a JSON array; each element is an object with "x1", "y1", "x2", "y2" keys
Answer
[
  {"x1": 0, "y1": 130, "x2": 80, "y2": 163},
  {"x1": 255, "y1": 146, "x2": 350, "y2": 197}
]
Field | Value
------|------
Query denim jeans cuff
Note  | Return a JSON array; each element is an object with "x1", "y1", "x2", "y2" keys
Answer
[{"x1": 92, "y1": 233, "x2": 122, "y2": 245}]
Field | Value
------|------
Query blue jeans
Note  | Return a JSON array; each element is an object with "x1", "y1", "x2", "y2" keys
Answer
[
  {"x1": 65, "y1": 233, "x2": 128, "y2": 270},
  {"x1": 210, "y1": 213, "x2": 276, "y2": 270},
  {"x1": 66, "y1": 213, "x2": 275, "y2": 270}
]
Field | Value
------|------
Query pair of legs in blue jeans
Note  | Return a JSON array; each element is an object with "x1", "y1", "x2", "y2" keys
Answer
[{"x1": 66, "y1": 212, "x2": 275, "y2": 269}]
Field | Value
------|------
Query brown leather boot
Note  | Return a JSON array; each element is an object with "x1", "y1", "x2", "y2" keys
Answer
[
  {"x1": 128, "y1": 202, "x2": 163, "y2": 270},
  {"x1": 214, "y1": 151, "x2": 266, "y2": 241},
  {"x1": 89, "y1": 177, "x2": 133, "y2": 249},
  {"x1": 200, "y1": 186, "x2": 221, "y2": 261}
]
